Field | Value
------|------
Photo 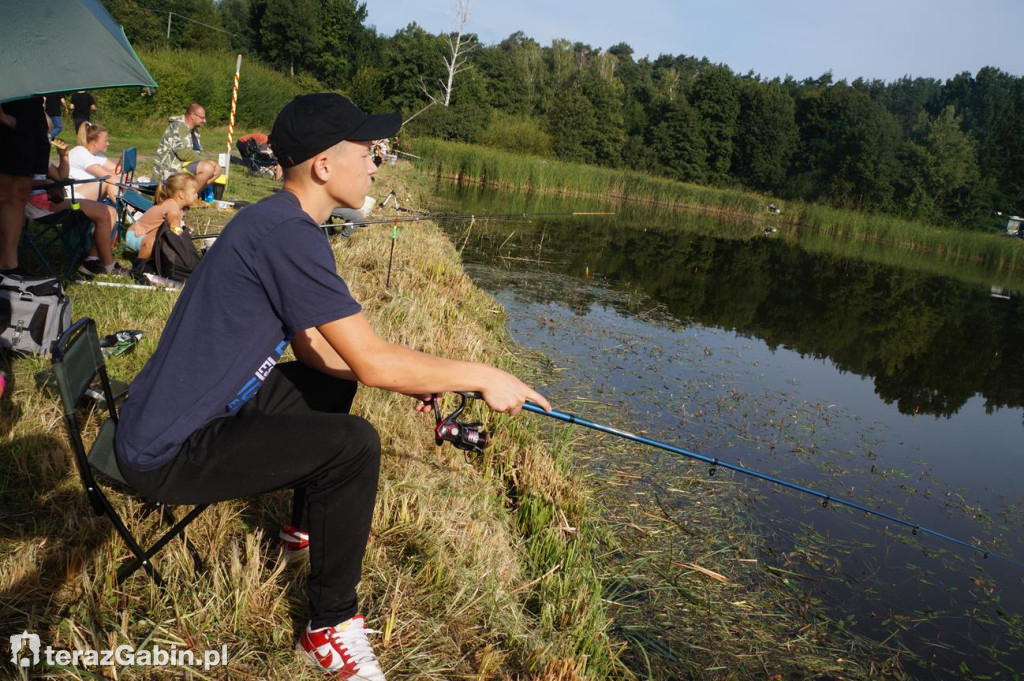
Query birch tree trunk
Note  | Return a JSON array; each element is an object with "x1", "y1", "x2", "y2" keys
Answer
[{"x1": 440, "y1": 0, "x2": 474, "y2": 106}]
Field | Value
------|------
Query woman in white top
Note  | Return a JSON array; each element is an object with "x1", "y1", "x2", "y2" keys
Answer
[
  {"x1": 28, "y1": 139, "x2": 128, "y2": 276},
  {"x1": 68, "y1": 122, "x2": 122, "y2": 203}
]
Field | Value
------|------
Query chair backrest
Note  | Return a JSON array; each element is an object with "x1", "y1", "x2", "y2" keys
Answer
[
  {"x1": 237, "y1": 137, "x2": 258, "y2": 158},
  {"x1": 52, "y1": 317, "x2": 116, "y2": 420},
  {"x1": 52, "y1": 317, "x2": 126, "y2": 488},
  {"x1": 21, "y1": 209, "x2": 95, "y2": 280},
  {"x1": 122, "y1": 146, "x2": 138, "y2": 179}
]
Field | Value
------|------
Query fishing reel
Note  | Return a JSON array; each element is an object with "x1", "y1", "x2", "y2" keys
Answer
[{"x1": 426, "y1": 391, "x2": 490, "y2": 454}]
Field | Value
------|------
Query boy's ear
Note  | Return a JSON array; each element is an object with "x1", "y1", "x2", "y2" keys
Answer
[{"x1": 310, "y1": 154, "x2": 331, "y2": 182}]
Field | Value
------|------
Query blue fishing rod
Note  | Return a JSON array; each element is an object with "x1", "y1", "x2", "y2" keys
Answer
[{"x1": 427, "y1": 393, "x2": 1022, "y2": 569}]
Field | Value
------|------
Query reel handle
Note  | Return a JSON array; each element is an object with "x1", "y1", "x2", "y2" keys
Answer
[{"x1": 425, "y1": 392, "x2": 490, "y2": 453}]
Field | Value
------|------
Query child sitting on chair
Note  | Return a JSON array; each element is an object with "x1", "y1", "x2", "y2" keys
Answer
[{"x1": 127, "y1": 172, "x2": 198, "y2": 260}]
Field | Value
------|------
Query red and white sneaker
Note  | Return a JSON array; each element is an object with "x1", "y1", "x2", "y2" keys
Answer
[
  {"x1": 299, "y1": 615, "x2": 386, "y2": 680},
  {"x1": 279, "y1": 523, "x2": 309, "y2": 553}
]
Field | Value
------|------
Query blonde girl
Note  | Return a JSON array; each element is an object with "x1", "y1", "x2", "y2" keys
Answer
[{"x1": 127, "y1": 172, "x2": 199, "y2": 260}]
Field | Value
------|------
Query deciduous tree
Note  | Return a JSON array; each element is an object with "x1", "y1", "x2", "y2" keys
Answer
[{"x1": 733, "y1": 80, "x2": 797, "y2": 190}]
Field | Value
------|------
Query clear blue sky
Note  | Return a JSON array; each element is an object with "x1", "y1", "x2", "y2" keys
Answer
[{"x1": 365, "y1": 0, "x2": 1023, "y2": 83}]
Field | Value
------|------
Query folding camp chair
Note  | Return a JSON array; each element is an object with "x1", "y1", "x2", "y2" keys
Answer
[
  {"x1": 114, "y1": 148, "x2": 157, "y2": 245},
  {"x1": 20, "y1": 176, "x2": 114, "y2": 279},
  {"x1": 119, "y1": 147, "x2": 157, "y2": 196},
  {"x1": 236, "y1": 138, "x2": 279, "y2": 178},
  {"x1": 52, "y1": 317, "x2": 208, "y2": 586},
  {"x1": 21, "y1": 208, "x2": 93, "y2": 279},
  {"x1": 116, "y1": 188, "x2": 154, "y2": 250}
]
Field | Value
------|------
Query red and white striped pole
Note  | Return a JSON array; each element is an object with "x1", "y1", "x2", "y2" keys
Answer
[{"x1": 224, "y1": 54, "x2": 242, "y2": 181}]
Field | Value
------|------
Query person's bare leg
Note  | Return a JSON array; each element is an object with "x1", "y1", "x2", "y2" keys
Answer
[
  {"x1": 194, "y1": 161, "x2": 223, "y2": 190},
  {"x1": 102, "y1": 178, "x2": 120, "y2": 203},
  {"x1": 0, "y1": 176, "x2": 31, "y2": 270},
  {"x1": 138, "y1": 233, "x2": 155, "y2": 260},
  {"x1": 80, "y1": 201, "x2": 117, "y2": 265}
]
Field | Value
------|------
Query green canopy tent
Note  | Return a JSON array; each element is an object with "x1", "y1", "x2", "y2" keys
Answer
[{"x1": 1, "y1": 0, "x2": 156, "y2": 104}]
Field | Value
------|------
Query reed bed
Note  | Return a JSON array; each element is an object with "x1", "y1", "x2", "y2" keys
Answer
[{"x1": 411, "y1": 138, "x2": 1024, "y2": 283}]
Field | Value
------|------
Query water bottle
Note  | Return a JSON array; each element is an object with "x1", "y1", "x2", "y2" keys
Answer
[{"x1": 202, "y1": 185, "x2": 214, "y2": 203}]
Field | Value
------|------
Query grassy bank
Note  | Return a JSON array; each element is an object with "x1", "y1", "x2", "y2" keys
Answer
[
  {"x1": 411, "y1": 138, "x2": 1024, "y2": 282},
  {"x1": 1, "y1": 159, "x2": 626, "y2": 679},
  {"x1": 2, "y1": 142, "x2": 889, "y2": 678}
]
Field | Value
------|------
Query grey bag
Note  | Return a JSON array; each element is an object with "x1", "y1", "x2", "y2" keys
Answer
[{"x1": 0, "y1": 275, "x2": 72, "y2": 355}]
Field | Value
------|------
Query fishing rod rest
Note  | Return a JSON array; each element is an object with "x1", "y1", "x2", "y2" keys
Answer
[{"x1": 426, "y1": 392, "x2": 490, "y2": 454}]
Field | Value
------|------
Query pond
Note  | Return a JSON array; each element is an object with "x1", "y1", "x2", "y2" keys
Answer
[{"x1": 427, "y1": 184, "x2": 1024, "y2": 678}]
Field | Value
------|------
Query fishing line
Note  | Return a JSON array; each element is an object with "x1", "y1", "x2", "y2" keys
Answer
[
  {"x1": 375, "y1": 211, "x2": 611, "y2": 288},
  {"x1": 513, "y1": 402, "x2": 1023, "y2": 569},
  {"x1": 354, "y1": 210, "x2": 613, "y2": 227},
  {"x1": 183, "y1": 211, "x2": 613, "y2": 243}
]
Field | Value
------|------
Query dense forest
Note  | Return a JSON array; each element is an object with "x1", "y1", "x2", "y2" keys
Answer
[{"x1": 102, "y1": 0, "x2": 1024, "y2": 231}]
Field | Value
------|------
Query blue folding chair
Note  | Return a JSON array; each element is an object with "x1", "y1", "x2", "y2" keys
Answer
[
  {"x1": 115, "y1": 188, "x2": 155, "y2": 250},
  {"x1": 120, "y1": 147, "x2": 157, "y2": 196},
  {"x1": 113, "y1": 147, "x2": 158, "y2": 246}
]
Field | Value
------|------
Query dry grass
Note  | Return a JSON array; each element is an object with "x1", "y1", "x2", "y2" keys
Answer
[{"x1": 0, "y1": 161, "x2": 626, "y2": 680}]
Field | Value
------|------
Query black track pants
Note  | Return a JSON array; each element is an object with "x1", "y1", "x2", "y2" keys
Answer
[{"x1": 119, "y1": 361, "x2": 381, "y2": 628}]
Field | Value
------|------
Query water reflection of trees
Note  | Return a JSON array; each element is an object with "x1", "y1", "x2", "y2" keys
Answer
[{"x1": 459, "y1": 220, "x2": 1024, "y2": 418}]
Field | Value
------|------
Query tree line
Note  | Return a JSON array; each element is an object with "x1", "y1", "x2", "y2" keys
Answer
[
  {"x1": 102, "y1": 0, "x2": 1024, "y2": 230},
  {"x1": 457, "y1": 215, "x2": 1024, "y2": 419}
]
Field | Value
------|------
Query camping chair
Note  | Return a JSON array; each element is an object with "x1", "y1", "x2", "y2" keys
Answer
[
  {"x1": 21, "y1": 208, "x2": 93, "y2": 279},
  {"x1": 119, "y1": 147, "x2": 157, "y2": 196},
  {"x1": 113, "y1": 148, "x2": 157, "y2": 245},
  {"x1": 236, "y1": 137, "x2": 278, "y2": 178},
  {"x1": 20, "y1": 176, "x2": 111, "y2": 279},
  {"x1": 52, "y1": 317, "x2": 208, "y2": 586},
  {"x1": 116, "y1": 188, "x2": 154, "y2": 252}
]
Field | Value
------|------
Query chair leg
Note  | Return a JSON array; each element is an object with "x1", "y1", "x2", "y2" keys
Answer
[
  {"x1": 101, "y1": 497, "x2": 167, "y2": 587},
  {"x1": 156, "y1": 504, "x2": 206, "y2": 578},
  {"x1": 116, "y1": 504, "x2": 208, "y2": 585},
  {"x1": 19, "y1": 220, "x2": 59, "y2": 278}
]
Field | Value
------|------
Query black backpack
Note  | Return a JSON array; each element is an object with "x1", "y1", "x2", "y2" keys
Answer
[{"x1": 153, "y1": 221, "x2": 201, "y2": 281}]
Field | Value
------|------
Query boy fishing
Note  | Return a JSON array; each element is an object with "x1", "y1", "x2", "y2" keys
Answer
[{"x1": 114, "y1": 93, "x2": 550, "y2": 679}]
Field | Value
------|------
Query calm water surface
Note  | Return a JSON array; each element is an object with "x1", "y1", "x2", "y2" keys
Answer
[{"x1": 430, "y1": 187, "x2": 1024, "y2": 678}]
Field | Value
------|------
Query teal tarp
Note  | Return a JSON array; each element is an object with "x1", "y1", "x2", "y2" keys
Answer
[{"x1": 1, "y1": 0, "x2": 156, "y2": 104}]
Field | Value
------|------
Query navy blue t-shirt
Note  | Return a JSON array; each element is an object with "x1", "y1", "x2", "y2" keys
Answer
[{"x1": 116, "y1": 191, "x2": 362, "y2": 471}]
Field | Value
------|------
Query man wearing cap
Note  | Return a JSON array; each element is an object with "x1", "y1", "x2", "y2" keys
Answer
[{"x1": 114, "y1": 93, "x2": 550, "y2": 679}]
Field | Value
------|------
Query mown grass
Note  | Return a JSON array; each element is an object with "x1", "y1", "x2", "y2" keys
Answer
[
  {"x1": 411, "y1": 137, "x2": 1024, "y2": 282},
  {"x1": 2, "y1": 141, "x2": 890, "y2": 679}
]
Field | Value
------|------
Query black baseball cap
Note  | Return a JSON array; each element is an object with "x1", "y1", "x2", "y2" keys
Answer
[{"x1": 269, "y1": 93, "x2": 401, "y2": 168}]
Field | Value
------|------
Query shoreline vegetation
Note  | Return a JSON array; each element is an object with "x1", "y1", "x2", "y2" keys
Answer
[
  {"x1": 1, "y1": 149, "x2": 898, "y2": 678},
  {"x1": 414, "y1": 138, "x2": 1024, "y2": 291}
]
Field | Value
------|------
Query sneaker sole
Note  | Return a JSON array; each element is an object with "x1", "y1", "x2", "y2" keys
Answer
[{"x1": 294, "y1": 645, "x2": 383, "y2": 680}]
